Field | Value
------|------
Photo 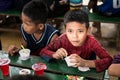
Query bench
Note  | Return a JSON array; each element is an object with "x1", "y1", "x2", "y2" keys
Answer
[
  {"x1": 0, "y1": 10, "x2": 120, "y2": 50},
  {"x1": 88, "y1": 12, "x2": 120, "y2": 50}
]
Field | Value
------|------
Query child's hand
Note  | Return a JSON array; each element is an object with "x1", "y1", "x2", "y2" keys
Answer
[
  {"x1": 8, "y1": 45, "x2": 19, "y2": 56},
  {"x1": 69, "y1": 54, "x2": 86, "y2": 67},
  {"x1": 52, "y1": 48, "x2": 68, "y2": 59}
]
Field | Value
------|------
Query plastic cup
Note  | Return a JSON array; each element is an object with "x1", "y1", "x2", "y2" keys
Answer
[
  {"x1": 0, "y1": 58, "x2": 10, "y2": 76},
  {"x1": 65, "y1": 56, "x2": 76, "y2": 67},
  {"x1": 32, "y1": 62, "x2": 47, "y2": 76},
  {"x1": 19, "y1": 49, "x2": 30, "y2": 60}
]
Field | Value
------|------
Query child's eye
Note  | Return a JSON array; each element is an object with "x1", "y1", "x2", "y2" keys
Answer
[
  {"x1": 68, "y1": 30, "x2": 72, "y2": 32},
  {"x1": 26, "y1": 22, "x2": 30, "y2": 25},
  {"x1": 78, "y1": 30, "x2": 83, "y2": 32},
  {"x1": 23, "y1": 21, "x2": 31, "y2": 26}
]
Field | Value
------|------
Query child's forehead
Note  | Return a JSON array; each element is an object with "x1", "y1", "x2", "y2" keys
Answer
[
  {"x1": 22, "y1": 13, "x2": 31, "y2": 20},
  {"x1": 22, "y1": 13, "x2": 33, "y2": 23},
  {"x1": 66, "y1": 21, "x2": 86, "y2": 28}
]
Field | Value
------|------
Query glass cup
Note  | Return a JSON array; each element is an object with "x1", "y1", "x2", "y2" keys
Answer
[
  {"x1": 32, "y1": 62, "x2": 47, "y2": 76},
  {"x1": 19, "y1": 49, "x2": 30, "y2": 60},
  {"x1": 0, "y1": 58, "x2": 10, "y2": 76}
]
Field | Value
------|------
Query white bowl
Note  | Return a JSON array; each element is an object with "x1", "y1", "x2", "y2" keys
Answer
[
  {"x1": 78, "y1": 67, "x2": 90, "y2": 72},
  {"x1": 19, "y1": 69, "x2": 31, "y2": 75}
]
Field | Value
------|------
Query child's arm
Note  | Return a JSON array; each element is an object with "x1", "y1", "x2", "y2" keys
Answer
[
  {"x1": 52, "y1": 48, "x2": 68, "y2": 59},
  {"x1": 91, "y1": 37, "x2": 113, "y2": 72},
  {"x1": 49, "y1": 34, "x2": 59, "y2": 42},
  {"x1": 7, "y1": 37, "x2": 27, "y2": 56},
  {"x1": 108, "y1": 64, "x2": 120, "y2": 77},
  {"x1": 8, "y1": 45, "x2": 20, "y2": 56},
  {"x1": 40, "y1": 34, "x2": 67, "y2": 60},
  {"x1": 108, "y1": 54, "x2": 120, "y2": 77}
]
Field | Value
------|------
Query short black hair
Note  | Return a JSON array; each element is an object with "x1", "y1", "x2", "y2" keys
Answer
[
  {"x1": 64, "y1": 9, "x2": 89, "y2": 29},
  {"x1": 7, "y1": 74, "x2": 50, "y2": 80},
  {"x1": 22, "y1": 0, "x2": 48, "y2": 24}
]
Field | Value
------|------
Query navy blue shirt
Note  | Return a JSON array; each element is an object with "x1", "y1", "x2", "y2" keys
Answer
[{"x1": 21, "y1": 24, "x2": 59, "y2": 56}]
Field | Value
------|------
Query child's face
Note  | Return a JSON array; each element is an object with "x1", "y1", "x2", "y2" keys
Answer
[
  {"x1": 65, "y1": 22, "x2": 89, "y2": 47},
  {"x1": 22, "y1": 13, "x2": 40, "y2": 34}
]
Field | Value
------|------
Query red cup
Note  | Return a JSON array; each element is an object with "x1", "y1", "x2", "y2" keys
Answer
[
  {"x1": 0, "y1": 58, "x2": 10, "y2": 76},
  {"x1": 32, "y1": 62, "x2": 47, "y2": 76},
  {"x1": 34, "y1": 69, "x2": 44, "y2": 75}
]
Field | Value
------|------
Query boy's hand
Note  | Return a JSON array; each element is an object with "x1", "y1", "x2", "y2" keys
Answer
[
  {"x1": 52, "y1": 48, "x2": 68, "y2": 59},
  {"x1": 8, "y1": 45, "x2": 19, "y2": 56},
  {"x1": 69, "y1": 54, "x2": 86, "y2": 67}
]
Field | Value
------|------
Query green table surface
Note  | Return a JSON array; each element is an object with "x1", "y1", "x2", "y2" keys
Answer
[
  {"x1": 1, "y1": 9, "x2": 120, "y2": 23},
  {"x1": 0, "y1": 51, "x2": 105, "y2": 80},
  {"x1": 0, "y1": 10, "x2": 21, "y2": 16},
  {"x1": 0, "y1": 70, "x2": 3, "y2": 79},
  {"x1": 0, "y1": 66, "x2": 65, "y2": 80},
  {"x1": 53, "y1": 13, "x2": 120, "y2": 23},
  {"x1": 88, "y1": 13, "x2": 120, "y2": 23}
]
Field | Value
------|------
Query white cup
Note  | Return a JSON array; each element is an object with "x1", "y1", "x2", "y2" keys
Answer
[
  {"x1": 19, "y1": 49, "x2": 30, "y2": 60},
  {"x1": 65, "y1": 56, "x2": 76, "y2": 67}
]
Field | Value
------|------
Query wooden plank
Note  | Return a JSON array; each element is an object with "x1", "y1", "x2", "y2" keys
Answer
[{"x1": 0, "y1": 28, "x2": 20, "y2": 33}]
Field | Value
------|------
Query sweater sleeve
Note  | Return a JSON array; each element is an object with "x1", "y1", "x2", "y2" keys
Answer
[
  {"x1": 40, "y1": 36, "x2": 62, "y2": 61},
  {"x1": 91, "y1": 38, "x2": 113, "y2": 72}
]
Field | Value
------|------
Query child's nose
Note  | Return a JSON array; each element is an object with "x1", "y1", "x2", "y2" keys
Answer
[{"x1": 73, "y1": 32, "x2": 78, "y2": 38}]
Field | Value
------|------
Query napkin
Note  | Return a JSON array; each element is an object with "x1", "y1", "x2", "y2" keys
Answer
[{"x1": 78, "y1": 66, "x2": 90, "y2": 72}]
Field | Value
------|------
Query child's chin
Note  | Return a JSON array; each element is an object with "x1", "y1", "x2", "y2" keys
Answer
[{"x1": 72, "y1": 43, "x2": 80, "y2": 47}]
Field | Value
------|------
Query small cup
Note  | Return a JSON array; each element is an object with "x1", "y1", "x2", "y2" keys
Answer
[
  {"x1": 19, "y1": 49, "x2": 30, "y2": 60},
  {"x1": 0, "y1": 58, "x2": 10, "y2": 76},
  {"x1": 19, "y1": 69, "x2": 31, "y2": 75},
  {"x1": 65, "y1": 56, "x2": 76, "y2": 67},
  {"x1": 32, "y1": 62, "x2": 47, "y2": 76}
]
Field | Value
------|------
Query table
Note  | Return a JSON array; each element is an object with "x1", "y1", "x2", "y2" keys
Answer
[
  {"x1": 0, "y1": 66, "x2": 66, "y2": 80},
  {"x1": 0, "y1": 50, "x2": 105, "y2": 80}
]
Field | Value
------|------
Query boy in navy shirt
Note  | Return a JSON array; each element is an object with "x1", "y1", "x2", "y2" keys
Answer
[{"x1": 8, "y1": 0, "x2": 59, "y2": 56}]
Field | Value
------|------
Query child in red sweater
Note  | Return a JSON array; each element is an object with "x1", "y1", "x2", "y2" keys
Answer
[{"x1": 41, "y1": 9, "x2": 112, "y2": 72}]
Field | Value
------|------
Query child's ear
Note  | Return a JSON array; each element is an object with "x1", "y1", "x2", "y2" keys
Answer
[
  {"x1": 87, "y1": 27, "x2": 92, "y2": 35},
  {"x1": 38, "y1": 24, "x2": 44, "y2": 30}
]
